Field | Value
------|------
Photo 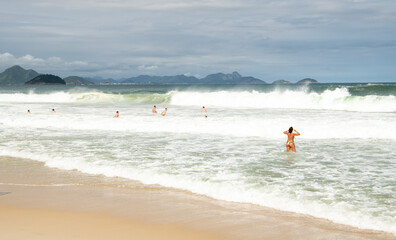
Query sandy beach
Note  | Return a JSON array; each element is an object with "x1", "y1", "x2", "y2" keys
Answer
[
  {"x1": 0, "y1": 156, "x2": 394, "y2": 240},
  {"x1": 0, "y1": 204, "x2": 224, "y2": 240}
]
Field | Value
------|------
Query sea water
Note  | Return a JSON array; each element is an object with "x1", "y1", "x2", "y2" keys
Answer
[{"x1": 0, "y1": 84, "x2": 395, "y2": 234}]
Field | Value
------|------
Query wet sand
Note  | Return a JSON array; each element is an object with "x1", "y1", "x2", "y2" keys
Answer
[{"x1": 0, "y1": 157, "x2": 394, "y2": 240}]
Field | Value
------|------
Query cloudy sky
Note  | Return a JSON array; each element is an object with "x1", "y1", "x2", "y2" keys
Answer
[{"x1": 1, "y1": 0, "x2": 395, "y2": 82}]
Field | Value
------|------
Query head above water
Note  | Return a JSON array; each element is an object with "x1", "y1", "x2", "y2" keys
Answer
[{"x1": 289, "y1": 127, "x2": 293, "y2": 133}]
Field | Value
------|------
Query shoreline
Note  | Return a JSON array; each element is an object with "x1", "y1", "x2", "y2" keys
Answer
[{"x1": 1, "y1": 156, "x2": 395, "y2": 240}]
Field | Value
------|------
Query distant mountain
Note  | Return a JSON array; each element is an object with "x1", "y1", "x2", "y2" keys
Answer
[
  {"x1": 123, "y1": 74, "x2": 199, "y2": 84},
  {"x1": 121, "y1": 71, "x2": 266, "y2": 85},
  {"x1": 85, "y1": 77, "x2": 120, "y2": 84},
  {"x1": 296, "y1": 78, "x2": 319, "y2": 84},
  {"x1": 63, "y1": 76, "x2": 94, "y2": 85},
  {"x1": 0, "y1": 65, "x2": 39, "y2": 85},
  {"x1": 1, "y1": 65, "x2": 317, "y2": 85},
  {"x1": 199, "y1": 71, "x2": 265, "y2": 84},
  {"x1": 25, "y1": 74, "x2": 66, "y2": 85},
  {"x1": 200, "y1": 71, "x2": 243, "y2": 83},
  {"x1": 272, "y1": 80, "x2": 292, "y2": 85}
]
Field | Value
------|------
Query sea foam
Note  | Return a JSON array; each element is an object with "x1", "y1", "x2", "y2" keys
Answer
[
  {"x1": 1, "y1": 87, "x2": 394, "y2": 112},
  {"x1": 170, "y1": 87, "x2": 396, "y2": 112}
]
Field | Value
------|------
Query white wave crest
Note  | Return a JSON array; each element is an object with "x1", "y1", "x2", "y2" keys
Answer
[
  {"x1": 0, "y1": 91, "x2": 129, "y2": 104},
  {"x1": 0, "y1": 91, "x2": 75, "y2": 103},
  {"x1": 1, "y1": 88, "x2": 395, "y2": 112},
  {"x1": 171, "y1": 88, "x2": 396, "y2": 112}
]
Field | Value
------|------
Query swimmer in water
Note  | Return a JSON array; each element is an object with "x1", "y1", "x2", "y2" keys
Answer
[
  {"x1": 152, "y1": 105, "x2": 157, "y2": 114},
  {"x1": 27, "y1": 109, "x2": 31, "y2": 114},
  {"x1": 283, "y1": 127, "x2": 300, "y2": 152},
  {"x1": 161, "y1": 108, "x2": 167, "y2": 116},
  {"x1": 52, "y1": 108, "x2": 56, "y2": 113},
  {"x1": 202, "y1": 106, "x2": 208, "y2": 118},
  {"x1": 113, "y1": 111, "x2": 119, "y2": 118}
]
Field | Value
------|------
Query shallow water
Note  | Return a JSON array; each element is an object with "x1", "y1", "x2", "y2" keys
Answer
[{"x1": 0, "y1": 84, "x2": 395, "y2": 234}]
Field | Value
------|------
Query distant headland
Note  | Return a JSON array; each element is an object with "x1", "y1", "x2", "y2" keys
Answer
[
  {"x1": 0, "y1": 65, "x2": 319, "y2": 85},
  {"x1": 25, "y1": 74, "x2": 66, "y2": 85},
  {"x1": 0, "y1": 65, "x2": 95, "y2": 86},
  {"x1": 296, "y1": 78, "x2": 319, "y2": 84}
]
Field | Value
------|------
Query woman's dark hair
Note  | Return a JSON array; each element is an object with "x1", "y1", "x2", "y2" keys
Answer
[{"x1": 289, "y1": 127, "x2": 293, "y2": 133}]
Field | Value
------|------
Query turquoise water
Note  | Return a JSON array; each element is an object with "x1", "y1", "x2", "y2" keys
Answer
[{"x1": 0, "y1": 83, "x2": 395, "y2": 234}]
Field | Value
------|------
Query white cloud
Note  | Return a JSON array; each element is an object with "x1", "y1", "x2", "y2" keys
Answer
[
  {"x1": 0, "y1": 52, "x2": 45, "y2": 66},
  {"x1": 20, "y1": 54, "x2": 45, "y2": 64},
  {"x1": 0, "y1": 53, "x2": 14, "y2": 61},
  {"x1": 184, "y1": 72, "x2": 201, "y2": 78},
  {"x1": 0, "y1": 53, "x2": 90, "y2": 68},
  {"x1": 0, "y1": 52, "x2": 96, "y2": 77},
  {"x1": 138, "y1": 65, "x2": 158, "y2": 70},
  {"x1": 66, "y1": 61, "x2": 89, "y2": 67},
  {"x1": 48, "y1": 57, "x2": 62, "y2": 62}
]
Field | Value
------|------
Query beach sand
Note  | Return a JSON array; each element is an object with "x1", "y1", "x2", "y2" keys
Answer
[
  {"x1": 1, "y1": 203, "x2": 229, "y2": 240},
  {"x1": 0, "y1": 204, "x2": 224, "y2": 240},
  {"x1": 0, "y1": 156, "x2": 394, "y2": 240}
]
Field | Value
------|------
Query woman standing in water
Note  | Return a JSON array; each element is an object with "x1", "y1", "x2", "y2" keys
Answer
[{"x1": 283, "y1": 127, "x2": 300, "y2": 152}]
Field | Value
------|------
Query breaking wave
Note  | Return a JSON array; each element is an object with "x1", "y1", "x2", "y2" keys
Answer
[{"x1": 0, "y1": 87, "x2": 395, "y2": 112}]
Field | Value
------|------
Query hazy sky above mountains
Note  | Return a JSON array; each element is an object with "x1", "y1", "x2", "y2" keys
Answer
[{"x1": 1, "y1": 0, "x2": 395, "y2": 82}]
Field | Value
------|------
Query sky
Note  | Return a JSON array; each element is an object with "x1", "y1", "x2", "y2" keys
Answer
[{"x1": 0, "y1": 0, "x2": 395, "y2": 83}]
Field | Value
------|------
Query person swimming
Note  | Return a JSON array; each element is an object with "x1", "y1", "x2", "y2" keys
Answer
[
  {"x1": 152, "y1": 105, "x2": 157, "y2": 114},
  {"x1": 27, "y1": 109, "x2": 30, "y2": 114},
  {"x1": 283, "y1": 127, "x2": 300, "y2": 152},
  {"x1": 113, "y1": 111, "x2": 119, "y2": 118},
  {"x1": 202, "y1": 106, "x2": 208, "y2": 118},
  {"x1": 52, "y1": 108, "x2": 56, "y2": 113},
  {"x1": 161, "y1": 108, "x2": 167, "y2": 116}
]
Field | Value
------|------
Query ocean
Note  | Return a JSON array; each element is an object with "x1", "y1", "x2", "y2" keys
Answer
[{"x1": 0, "y1": 83, "x2": 395, "y2": 234}]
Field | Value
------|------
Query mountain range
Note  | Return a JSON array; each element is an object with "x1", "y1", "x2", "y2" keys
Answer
[
  {"x1": 122, "y1": 71, "x2": 265, "y2": 84},
  {"x1": 0, "y1": 65, "x2": 318, "y2": 85},
  {"x1": 0, "y1": 65, "x2": 40, "y2": 85},
  {"x1": 0, "y1": 66, "x2": 94, "y2": 85},
  {"x1": 25, "y1": 74, "x2": 66, "y2": 85}
]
